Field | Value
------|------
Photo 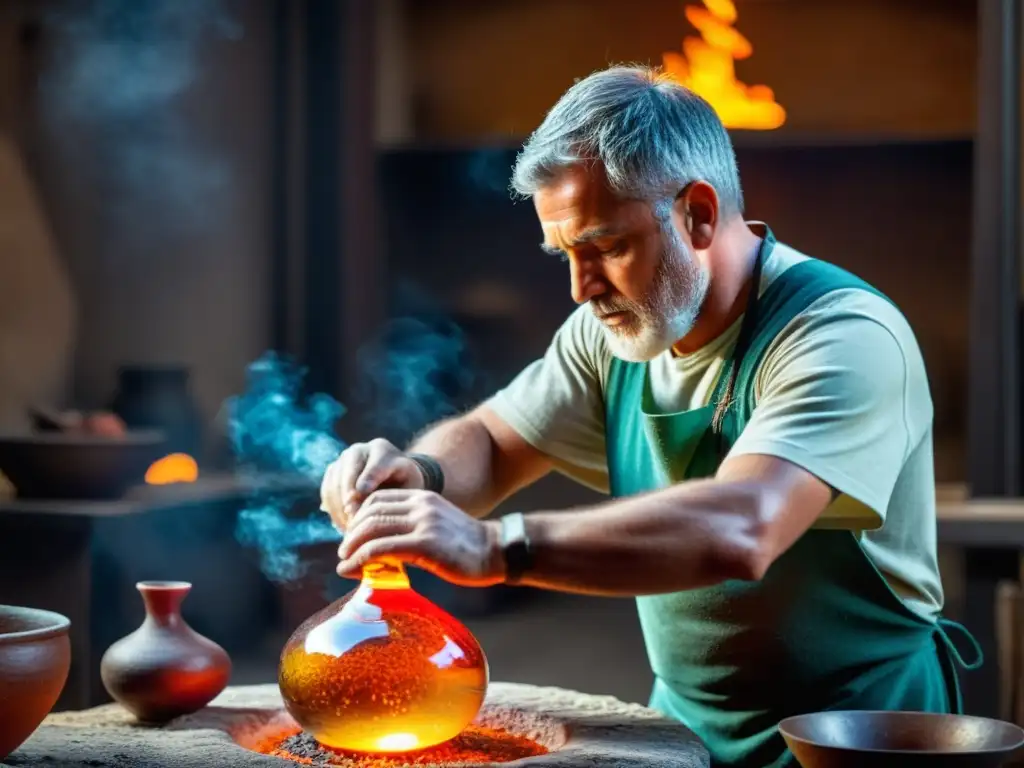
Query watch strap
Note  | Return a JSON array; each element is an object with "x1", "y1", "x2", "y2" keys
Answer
[{"x1": 500, "y1": 511, "x2": 533, "y2": 585}]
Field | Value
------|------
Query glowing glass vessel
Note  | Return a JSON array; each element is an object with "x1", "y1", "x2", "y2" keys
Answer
[{"x1": 278, "y1": 559, "x2": 489, "y2": 754}]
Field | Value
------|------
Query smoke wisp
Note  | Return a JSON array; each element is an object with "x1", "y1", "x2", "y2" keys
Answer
[
  {"x1": 228, "y1": 314, "x2": 479, "y2": 584},
  {"x1": 356, "y1": 316, "x2": 477, "y2": 441},
  {"x1": 226, "y1": 352, "x2": 346, "y2": 583},
  {"x1": 38, "y1": 0, "x2": 242, "y2": 239}
]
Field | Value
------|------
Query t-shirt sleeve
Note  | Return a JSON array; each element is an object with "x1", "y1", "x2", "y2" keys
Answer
[
  {"x1": 485, "y1": 305, "x2": 611, "y2": 493},
  {"x1": 726, "y1": 292, "x2": 932, "y2": 528}
]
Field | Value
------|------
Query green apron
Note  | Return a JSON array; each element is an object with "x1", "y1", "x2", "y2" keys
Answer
[{"x1": 604, "y1": 228, "x2": 982, "y2": 768}]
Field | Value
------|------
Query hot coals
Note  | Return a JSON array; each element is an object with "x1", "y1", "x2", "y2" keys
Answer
[{"x1": 255, "y1": 725, "x2": 548, "y2": 767}]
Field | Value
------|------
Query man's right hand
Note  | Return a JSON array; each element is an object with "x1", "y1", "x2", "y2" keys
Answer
[{"x1": 319, "y1": 438, "x2": 426, "y2": 532}]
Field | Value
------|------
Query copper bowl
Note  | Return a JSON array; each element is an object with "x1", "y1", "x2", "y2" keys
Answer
[
  {"x1": 0, "y1": 606, "x2": 71, "y2": 760},
  {"x1": 780, "y1": 710, "x2": 1024, "y2": 768},
  {"x1": 0, "y1": 431, "x2": 167, "y2": 499}
]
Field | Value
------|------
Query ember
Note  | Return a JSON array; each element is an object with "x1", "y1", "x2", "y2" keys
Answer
[{"x1": 255, "y1": 725, "x2": 548, "y2": 767}]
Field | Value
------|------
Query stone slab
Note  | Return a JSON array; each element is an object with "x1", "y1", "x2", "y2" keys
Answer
[{"x1": 3, "y1": 682, "x2": 709, "y2": 767}]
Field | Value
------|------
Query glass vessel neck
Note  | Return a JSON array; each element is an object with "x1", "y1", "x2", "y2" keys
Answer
[{"x1": 361, "y1": 558, "x2": 410, "y2": 589}]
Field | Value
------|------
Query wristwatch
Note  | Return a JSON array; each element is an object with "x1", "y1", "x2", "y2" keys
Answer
[{"x1": 499, "y1": 512, "x2": 534, "y2": 585}]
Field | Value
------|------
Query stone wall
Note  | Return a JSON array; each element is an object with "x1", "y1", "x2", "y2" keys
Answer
[
  {"x1": 10, "y1": 0, "x2": 275, "y2": 433},
  {"x1": 0, "y1": 7, "x2": 75, "y2": 433}
]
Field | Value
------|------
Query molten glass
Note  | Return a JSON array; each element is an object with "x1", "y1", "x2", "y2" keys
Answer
[{"x1": 278, "y1": 560, "x2": 488, "y2": 754}]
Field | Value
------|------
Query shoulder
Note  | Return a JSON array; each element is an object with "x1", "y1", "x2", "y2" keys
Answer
[
  {"x1": 779, "y1": 272, "x2": 922, "y2": 366},
  {"x1": 758, "y1": 274, "x2": 932, "y2": 439},
  {"x1": 763, "y1": 245, "x2": 920, "y2": 364}
]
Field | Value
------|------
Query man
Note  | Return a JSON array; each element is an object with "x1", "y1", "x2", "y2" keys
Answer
[{"x1": 320, "y1": 66, "x2": 980, "y2": 767}]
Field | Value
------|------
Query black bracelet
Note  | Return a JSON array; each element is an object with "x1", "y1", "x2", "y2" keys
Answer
[{"x1": 407, "y1": 453, "x2": 445, "y2": 494}]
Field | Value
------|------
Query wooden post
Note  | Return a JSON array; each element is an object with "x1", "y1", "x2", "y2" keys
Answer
[
  {"x1": 270, "y1": 0, "x2": 384, "y2": 412},
  {"x1": 969, "y1": 0, "x2": 1022, "y2": 497}
]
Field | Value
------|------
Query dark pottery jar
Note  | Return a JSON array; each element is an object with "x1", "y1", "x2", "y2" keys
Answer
[
  {"x1": 110, "y1": 365, "x2": 203, "y2": 459},
  {"x1": 100, "y1": 581, "x2": 231, "y2": 723}
]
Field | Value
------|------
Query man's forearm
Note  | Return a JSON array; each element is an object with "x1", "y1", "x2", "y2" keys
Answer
[
  {"x1": 515, "y1": 479, "x2": 768, "y2": 596},
  {"x1": 407, "y1": 413, "x2": 504, "y2": 517}
]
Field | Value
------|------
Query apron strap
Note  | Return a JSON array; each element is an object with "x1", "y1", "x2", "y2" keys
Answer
[
  {"x1": 936, "y1": 617, "x2": 984, "y2": 671},
  {"x1": 711, "y1": 233, "x2": 770, "y2": 435}
]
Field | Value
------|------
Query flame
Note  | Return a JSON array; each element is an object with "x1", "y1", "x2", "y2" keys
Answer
[
  {"x1": 663, "y1": 0, "x2": 786, "y2": 130},
  {"x1": 145, "y1": 453, "x2": 199, "y2": 485}
]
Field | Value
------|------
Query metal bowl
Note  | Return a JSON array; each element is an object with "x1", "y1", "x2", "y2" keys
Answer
[
  {"x1": 0, "y1": 431, "x2": 167, "y2": 500},
  {"x1": 0, "y1": 606, "x2": 71, "y2": 759},
  {"x1": 780, "y1": 710, "x2": 1024, "y2": 768}
]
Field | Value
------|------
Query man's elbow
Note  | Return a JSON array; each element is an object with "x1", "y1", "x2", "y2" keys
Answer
[{"x1": 707, "y1": 483, "x2": 779, "y2": 583}]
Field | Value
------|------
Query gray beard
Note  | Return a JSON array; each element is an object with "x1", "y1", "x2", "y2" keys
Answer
[{"x1": 591, "y1": 225, "x2": 710, "y2": 362}]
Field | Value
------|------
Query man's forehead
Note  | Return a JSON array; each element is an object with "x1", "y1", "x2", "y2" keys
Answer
[
  {"x1": 539, "y1": 211, "x2": 625, "y2": 251},
  {"x1": 535, "y1": 169, "x2": 649, "y2": 249},
  {"x1": 534, "y1": 165, "x2": 616, "y2": 216}
]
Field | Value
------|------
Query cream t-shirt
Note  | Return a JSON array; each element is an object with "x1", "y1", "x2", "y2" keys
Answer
[{"x1": 487, "y1": 239, "x2": 943, "y2": 620}]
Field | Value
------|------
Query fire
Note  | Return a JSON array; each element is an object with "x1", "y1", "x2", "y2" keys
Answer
[
  {"x1": 145, "y1": 453, "x2": 199, "y2": 485},
  {"x1": 662, "y1": 0, "x2": 786, "y2": 130}
]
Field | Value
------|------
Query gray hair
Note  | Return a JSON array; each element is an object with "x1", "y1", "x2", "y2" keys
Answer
[{"x1": 510, "y1": 65, "x2": 744, "y2": 217}]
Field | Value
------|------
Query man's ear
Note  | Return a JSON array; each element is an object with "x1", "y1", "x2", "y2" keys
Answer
[{"x1": 675, "y1": 181, "x2": 719, "y2": 250}]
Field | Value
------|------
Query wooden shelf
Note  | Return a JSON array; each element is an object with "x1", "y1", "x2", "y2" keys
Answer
[
  {"x1": 936, "y1": 484, "x2": 1024, "y2": 547},
  {"x1": 0, "y1": 472, "x2": 316, "y2": 518},
  {"x1": 377, "y1": 133, "x2": 975, "y2": 155},
  {"x1": 728, "y1": 131, "x2": 973, "y2": 149}
]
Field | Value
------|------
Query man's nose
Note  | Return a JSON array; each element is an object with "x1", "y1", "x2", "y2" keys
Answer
[{"x1": 570, "y1": 257, "x2": 605, "y2": 305}]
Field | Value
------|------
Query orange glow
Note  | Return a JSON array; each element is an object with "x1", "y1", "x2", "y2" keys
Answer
[
  {"x1": 278, "y1": 560, "x2": 488, "y2": 754},
  {"x1": 663, "y1": 0, "x2": 786, "y2": 130},
  {"x1": 253, "y1": 723, "x2": 549, "y2": 765},
  {"x1": 144, "y1": 453, "x2": 199, "y2": 485}
]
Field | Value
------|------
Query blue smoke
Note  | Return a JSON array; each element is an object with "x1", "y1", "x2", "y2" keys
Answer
[
  {"x1": 37, "y1": 0, "x2": 242, "y2": 239},
  {"x1": 356, "y1": 316, "x2": 476, "y2": 440},
  {"x1": 227, "y1": 353, "x2": 346, "y2": 480},
  {"x1": 227, "y1": 315, "x2": 479, "y2": 583},
  {"x1": 226, "y1": 353, "x2": 346, "y2": 583}
]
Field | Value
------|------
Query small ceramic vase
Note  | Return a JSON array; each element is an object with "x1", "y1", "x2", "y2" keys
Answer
[{"x1": 100, "y1": 581, "x2": 231, "y2": 723}]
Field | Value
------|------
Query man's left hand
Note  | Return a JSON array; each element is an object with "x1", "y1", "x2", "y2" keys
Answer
[{"x1": 336, "y1": 489, "x2": 506, "y2": 586}]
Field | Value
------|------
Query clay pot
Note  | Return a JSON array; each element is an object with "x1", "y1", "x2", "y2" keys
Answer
[
  {"x1": 100, "y1": 581, "x2": 231, "y2": 723},
  {"x1": 110, "y1": 365, "x2": 204, "y2": 459},
  {"x1": 0, "y1": 606, "x2": 71, "y2": 760},
  {"x1": 0, "y1": 431, "x2": 167, "y2": 500}
]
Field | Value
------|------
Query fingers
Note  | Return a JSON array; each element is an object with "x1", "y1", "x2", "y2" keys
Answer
[
  {"x1": 336, "y1": 489, "x2": 428, "y2": 577},
  {"x1": 319, "y1": 439, "x2": 409, "y2": 533},
  {"x1": 345, "y1": 488, "x2": 416, "y2": 528},
  {"x1": 353, "y1": 439, "x2": 406, "y2": 499},
  {"x1": 337, "y1": 533, "x2": 427, "y2": 579},
  {"x1": 340, "y1": 442, "x2": 376, "y2": 512},
  {"x1": 338, "y1": 498, "x2": 416, "y2": 560},
  {"x1": 319, "y1": 460, "x2": 344, "y2": 531},
  {"x1": 334, "y1": 490, "x2": 501, "y2": 587},
  {"x1": 319, "y1": 444, "x2": 368, "y2": 532}
]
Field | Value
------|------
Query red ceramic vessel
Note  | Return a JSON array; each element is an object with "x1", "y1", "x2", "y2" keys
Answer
[
  {"x1": 0, "y1": 606, "x2": 71, "y2": 760},
  {"x1": 100, "y1": 581, "x2": 231, "y2": 723}
]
